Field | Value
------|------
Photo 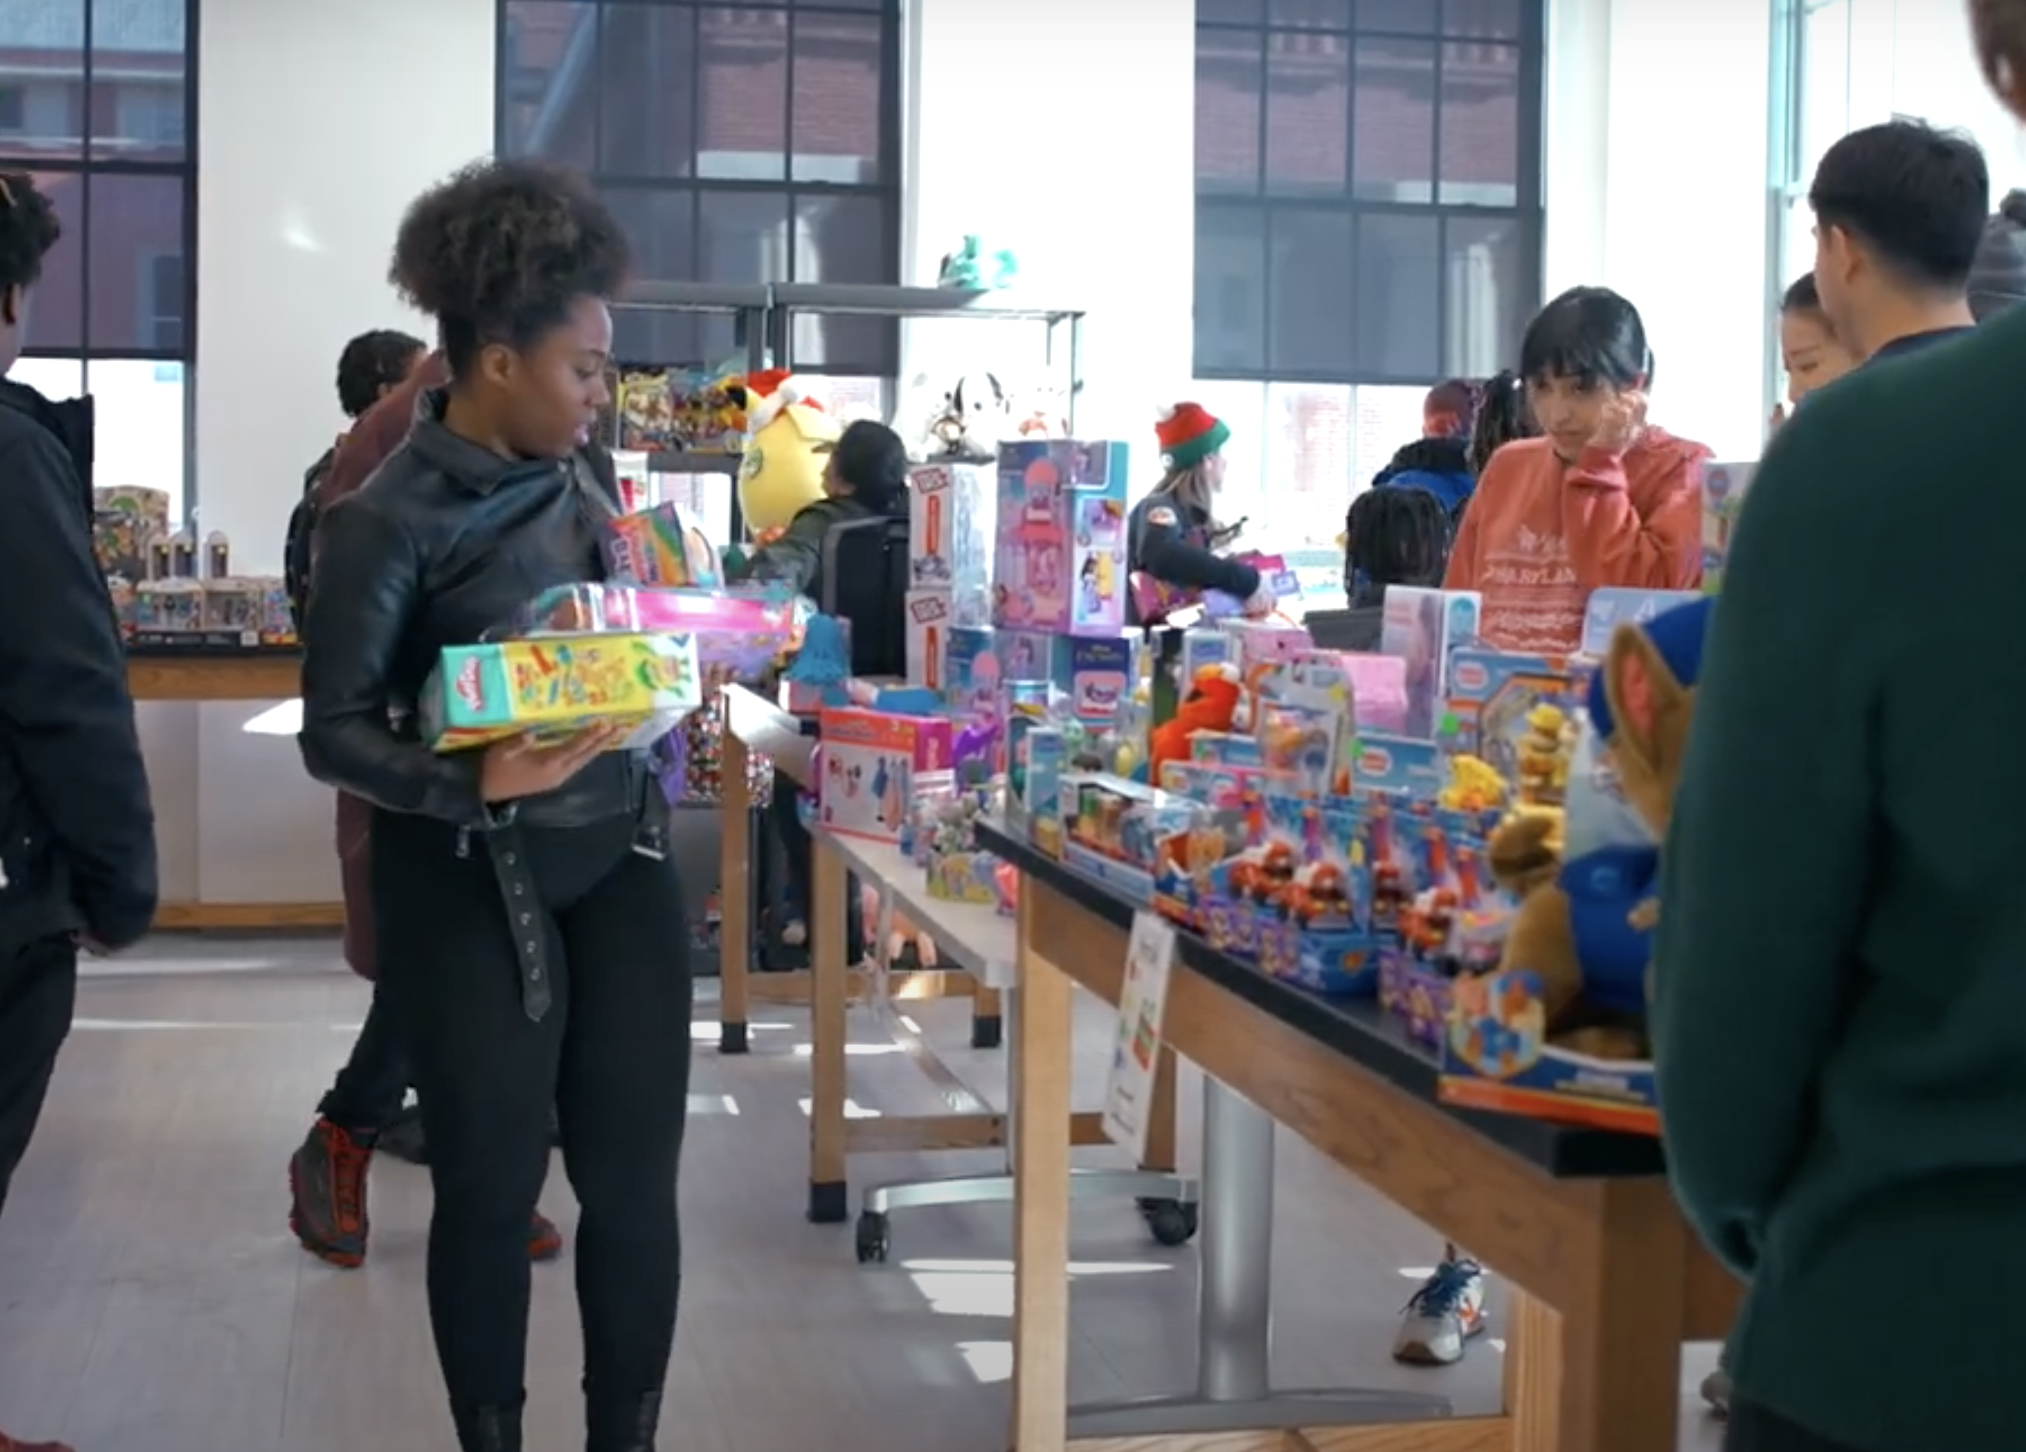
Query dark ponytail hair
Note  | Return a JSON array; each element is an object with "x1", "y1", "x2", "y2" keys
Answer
[
  {"x1": 1343, "y1": 486, "x2": 1453, "y2": 606},
  {"x1": 1469, "y1": 370, "x2": 1537, "y2": 476}
]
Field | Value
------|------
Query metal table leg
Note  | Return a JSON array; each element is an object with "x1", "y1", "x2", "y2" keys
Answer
[{"x1": 1066, "y1": 1077, "x2": 1454, "y2": 1438}]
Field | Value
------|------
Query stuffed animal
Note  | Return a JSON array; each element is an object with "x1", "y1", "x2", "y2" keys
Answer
[
  {"x1": 937, "y1": 235, "x2": 1018, "y2": 291},
  {"x1": 737, "y1": 369, "x2": 840, "y2": 546},
  {"x1": 920, "y1": 372, "x2": 1010, "y2": 462},
  {"x1": 1486, "y1": 597, "x2": 1711, "y2": 1058},
  {"x1": 1149, "y1": 663, "x2": 1244, "y2": 779}
]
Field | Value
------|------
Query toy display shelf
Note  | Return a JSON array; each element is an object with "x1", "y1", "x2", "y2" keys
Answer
[{"x1": 978, "y1": 819, "x2": 1741, "y2": 1452}]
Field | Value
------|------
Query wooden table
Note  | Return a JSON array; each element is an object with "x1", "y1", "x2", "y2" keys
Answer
[
  {"x1": 804, "y1": 827, "x2": 1181, "y2": 1239},
  {"x1": 718, "y1": 683, "x2": 999, "y2": 1058},
  {"x1": 128, "y1": 650, "x2": 345, "y2": 931},
  {"x1": 980, "y1": 822, "x2": 1740, "y2": 1452}
]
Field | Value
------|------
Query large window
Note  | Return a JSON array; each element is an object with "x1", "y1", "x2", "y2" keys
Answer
[
  {"x1": 1767, "y1": 0, "x2": 1850, "y2": 410},
  {"x1": 1192, "y1": 0, "x2": 1544, "y2": 558},
  {"x1": 0, "y1": 0, "x2": 196, "y2": 517},
  {"x1": 498, "y1": 0, "x2": 901, "y2": 401}
]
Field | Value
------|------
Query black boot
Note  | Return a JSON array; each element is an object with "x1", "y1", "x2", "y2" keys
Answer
[
  {"x1": 453, "y1": 1403, "x2": 523, "y2": 1452},
  {"x1": 586, "y1": 1385, "x2": 663, "y2": 1452}
]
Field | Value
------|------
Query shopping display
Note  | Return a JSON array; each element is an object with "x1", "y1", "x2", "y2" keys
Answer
[{"x1": 93, "y1": 486, "x2": 294, "y2": 650}]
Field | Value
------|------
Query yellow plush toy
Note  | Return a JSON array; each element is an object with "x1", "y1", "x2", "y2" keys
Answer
[{"x1": 737, "y1": 369, "x2": 841, "y2": 545}]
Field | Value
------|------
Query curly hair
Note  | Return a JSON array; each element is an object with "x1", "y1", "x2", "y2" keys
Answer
[
  {"x1": 388, "y1": 159, "x2": 632, "y2": 374},
  {"x1": 0, "y1": 172, "x2": 62, "y2": 298},
  {"x1": 335, "y1": 328, "x2": 427, "y2": 419},
  {"x1": 1343, "y1": 485, "x2": 1453, "y2": 604}
]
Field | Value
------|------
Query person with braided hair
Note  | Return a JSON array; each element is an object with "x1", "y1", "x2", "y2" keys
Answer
[
  {"x1": 1335, "y1": 486, "x2": 1455, "y2": 649},
  {"x1": 0, "y1": 172, "x2": 157, "y2": 1452},
  {"x1": 299, "y1": 159, "x2": 693, "y2": 1452}
]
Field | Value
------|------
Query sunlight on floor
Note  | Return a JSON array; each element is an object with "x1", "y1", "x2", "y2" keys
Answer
[
  {"x1": 689, "y1": 1019, "x2": 795, "y2": 1041},
  {"x1": 903, "y1": 1257, "x2": 1171, "y2": 1324},
  {"x1": 954, "y1": 1341, "x2": 1013, "y2": 1384},
  {"x1": 799, "y1": 1097, "x2": 880, "y2": 1118}
]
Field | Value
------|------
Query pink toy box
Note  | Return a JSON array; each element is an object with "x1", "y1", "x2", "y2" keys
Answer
[
  {"x1": 816, "y1": 707, "x2": 953, "y2": 844},
  {"x1": 1379, "y1": 586, "x2": 1481, "y2": 739},
  {"x1": 991, "y1": 439, "x2": 1130, "y2": 635}
]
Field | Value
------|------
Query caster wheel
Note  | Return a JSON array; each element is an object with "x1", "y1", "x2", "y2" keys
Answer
[
  {"x1": 1138, "y1": 1197, "x2": 1198, "y2": 1247},
  {"x1": 855, "y1": 1211, "x2": 891, "y2": 1264}
]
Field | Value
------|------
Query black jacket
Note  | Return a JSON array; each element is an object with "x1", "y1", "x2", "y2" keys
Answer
[
  {"x1": 0, "y1": 377, "x2": 157, "y2": 953},
  {"x1": 733, "y1": 493, "x2": 891, "y2": 602},
  {"x1": 283, "y1": 446, "x2": 335, "y2": 634},
  {"x1": 299, "y1": 391, "x2": 647, "y2": 830},
  {"x1": 1128, "y1": 493, "x2": 1259, "y2": 599}
]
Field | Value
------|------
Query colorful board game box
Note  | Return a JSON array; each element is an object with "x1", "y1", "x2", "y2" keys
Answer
[{"x1": 423, "y1": 633, "x2": 704, "y2": 752}]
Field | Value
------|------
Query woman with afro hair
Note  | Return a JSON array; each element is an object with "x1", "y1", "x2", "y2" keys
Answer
[{"x1": 298, "y1": 159, "x2": 691, "y2": 1452}]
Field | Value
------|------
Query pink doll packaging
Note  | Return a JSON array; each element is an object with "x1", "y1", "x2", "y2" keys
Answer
[
  {"x1": 991, "y1": 439, "x2": 1130, "y2": 635},
  {"x1": 815, "y1": 706, "x2": 953, "y2": 845},
  {"x1": 1378, "y1": 586, "x2": 1481, "y2": 740},
  {"x1": 1341, "y1": 653, "x2": 1408, "y2": 735}
]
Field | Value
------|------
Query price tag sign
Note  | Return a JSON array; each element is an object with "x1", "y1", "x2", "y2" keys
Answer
[{"x1": 1102, "y1": 911, "x2": 1178, "y2": 1160}]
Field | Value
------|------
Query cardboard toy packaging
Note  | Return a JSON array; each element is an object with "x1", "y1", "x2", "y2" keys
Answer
[
  {"x1": 1579, "y1": 588, "x2": 1702, "y2": 657},
  {"x1": 991, "y1": 439, "x2": 1130, "y2": 635},
  {"x1": 815, "y1": 707, "x2": 953, "y2": 844},
  {"x1": 905, "y1": 589, "x2": 953, "y2": 691},
  {"x1": 1378, "y1": 586, "x2": 1482, "y2": 739},
  {"x1": 1700, "y1": 461, "x2": 1755, "y2": 594},
  {"x1": 1441, "y1": 649, "x2": 1581, "y2": 805},
  {"x1": 994, "y1": 629, "x2": 1136, "y2": 723},
  {"x1": 603, "y1": 502, "x2": 722, "y2": 588},
  {"x1": 423, "y1": 633, "x2": 704, "y2": 752},
  {"x1": 907, "y1": 461, "x2": 995, "y2": 618}
]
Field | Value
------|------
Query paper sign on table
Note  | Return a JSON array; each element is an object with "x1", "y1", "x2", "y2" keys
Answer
[{"x1": 1102, "y1": 911, "x2": 1178, "y2": 1160}]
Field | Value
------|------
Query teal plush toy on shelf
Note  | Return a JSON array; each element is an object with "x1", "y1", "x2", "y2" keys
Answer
[{"x1": 937, "y1": 235, "x2": 1018, "y2": 291}]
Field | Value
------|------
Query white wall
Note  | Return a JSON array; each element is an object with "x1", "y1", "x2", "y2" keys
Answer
[
  {"x1": 1864, "y1": 0, "x2": 2025, "y2": 188},
  {"x1": 156, "y1": 0, "x2": 496, "y2": 911},
  {"x1": 1543, "y1": 0, "x2": 1773, "y2": 463},
  {"x1": 900, "y1": 0, "x2": 1196, "y2": 455}
]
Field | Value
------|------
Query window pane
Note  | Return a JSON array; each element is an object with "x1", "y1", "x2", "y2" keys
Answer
[
  {"x1": 1438, "y1": 40, "x2": 1518, "y2": 204},
  {"x1": 1268, "y1": 208, "x2": 1353, "y2": 374},
  {"x1": 1188, "y1": 380, "x2": 1269, "y2": 514},
  {"x1": 1443, "y1": 213, "x2": 1526, "y2": 376},
  {"x1": 1358, "y1": 0, "x2": 1440, "y2": 34},
  {"x1": 22, "y1": 172, "x2": 84, "y2": 352},
  {"x1": 88, "y1": 358, "x2": 185, "y2": 520},
  {"x1": 1442, "y1": 0, "x2": 1523, "y2": 39},
  {"x1": 1270, "y1": 0, "x2": 1353, "y2": 27},
  {"x1": 88, "y1": 171, "x2": 183, "y2": 352},
  {"x1": 0, "y1": 1, "x2": 85, "y2": 162},
  {"x1": 607, "y1": 188, "x2": 700, "y2": 365},
  {"x1": 1355, "y1": 212, "x2": 1439, "y2": 377},
  {"x1": 1193, "y1": 204, "x2": 1268, "y2": 375},
  {"x1": 1196, "y1": 25, "x2": 1263, "y2": 195},
  {"x1": 91, "y1": 0, "x2": 186, "y2": 163},
  {"x1": 1352, "y1": 38, "x2": 1435, "y2": 202},
  {"x1": 1265, "y1": 31, "x2": 1349, "y2": 195},
  {"x1": 1353, "y1": 384, "x2": 1431, "y2": 488},
  {"x1": 10, "y1": 356, "x2": 84, "y2": 402},
  {"x1": 1199, "y1": 0, "x2": 1269, "y2": 22},
  {"x1": 698, "y1": 7, "x2": 788, "y2": 182},
  {"x1": 1799, "y1": 0, "x2": 1851, "y2": 182},
  {"x1": 791, "y1": 193, "x2": 895, "y2": 373},
  {"x1": 1782, "y1": 193, "x2": 1815, "y2": 294},
  {"x1": 1264, "y1": 382, "x2": 1353, "y2": 548},
  {"x1": 790, "y1": 9, "x2": 884, "y2": 184},
  {"x1": 501, "y1": 1, "x2": 597, "y2": 168},
  {"x1": 599, "y1": 5, "x2": 697, "y2": 179}
]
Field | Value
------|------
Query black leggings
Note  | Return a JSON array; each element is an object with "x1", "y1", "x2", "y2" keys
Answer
[
  {"x1": 0, "y1": 936, "x2": 76, "y2": 1218},
  {"x1": 372, "y1": 806, "x2": 693, "y2": 1414},
  {"x1": 1727, "y1": 1400, "x2": 1867, "y2": 1452}
]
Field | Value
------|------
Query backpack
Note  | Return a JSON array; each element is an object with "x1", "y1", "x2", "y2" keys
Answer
[{"x1": 285, "y1": 448, "x2": 335, "y2": 637}]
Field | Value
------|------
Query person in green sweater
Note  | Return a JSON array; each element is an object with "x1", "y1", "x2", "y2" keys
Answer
[{"x1": 1654, "y1": 12, "x2": 2026, "y2": 1451}]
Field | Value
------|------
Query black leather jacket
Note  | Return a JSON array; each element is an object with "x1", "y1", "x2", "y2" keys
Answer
[{"x1": 298, "y1": 391, "x2": 648, "y2": 832}]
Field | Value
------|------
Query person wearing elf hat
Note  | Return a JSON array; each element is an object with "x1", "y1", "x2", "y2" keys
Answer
[{"x1": 1129, "y1": 401, "x2": 1274, "y2": 620}]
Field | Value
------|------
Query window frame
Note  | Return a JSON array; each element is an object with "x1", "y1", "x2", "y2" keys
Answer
[
  {"x1": 0, "y1": 0, "x2": 200, "y2": 514},
  {"x1": 494, "y1": 0, "x2": 904, "y2": 382},
  {"x1": 1191, "y1": 0, "x2": 1547, "y2": 386}
]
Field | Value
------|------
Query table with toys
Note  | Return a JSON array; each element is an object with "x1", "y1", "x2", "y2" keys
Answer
[{"x1": 983, "y1": 819, "x2": 1739, "y2": 1452}]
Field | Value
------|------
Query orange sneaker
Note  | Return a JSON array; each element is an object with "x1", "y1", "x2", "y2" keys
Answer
[{"x1": 529, "y1": 1211, "x2": 564, "y2": 1262}]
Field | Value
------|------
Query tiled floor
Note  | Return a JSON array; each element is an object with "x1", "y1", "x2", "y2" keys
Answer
[{"x1": 0, "y1": 937, "x2": 1729, "y2": 1451}]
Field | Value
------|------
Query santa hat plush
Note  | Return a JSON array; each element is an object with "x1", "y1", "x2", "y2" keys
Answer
[
  {"x1": 745, "y1": 368, "x2": 826, "y2": 434},
  {"x1": 1155, "y1": 401, "x2": 1230, "y2": 468}
]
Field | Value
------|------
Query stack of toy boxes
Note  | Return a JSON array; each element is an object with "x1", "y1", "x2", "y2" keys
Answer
[
  {"x1": 1377, "y1": 586, "x2": 1482, "y2": 739},
  {"x1": 905, "y1": 461, "x2": 996, "y2": 690},
  {"x1": 991, "y1": 440, "x2": 1131, "y2": 639}
]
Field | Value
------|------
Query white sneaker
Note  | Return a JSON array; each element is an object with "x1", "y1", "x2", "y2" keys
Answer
[
  {"x1": 1392, "y1": 1258, "x2": 1488, "y2": 1366},
  {"x1": 781, "y1": 919, "x2": 808, "y2": 947},
  {"x1": 1701, "y1": 1364, "x2": 1732, "y2": 1417}
]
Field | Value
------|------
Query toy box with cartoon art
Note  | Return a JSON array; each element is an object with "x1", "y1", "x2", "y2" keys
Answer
[
  {"x1": 1437, "y1": 969, "x2": 1659, "y2": 1133},
  {"x1": 907, "y1": 774, "x2": 1004, "y2": 905},
  {"x1": 907, "y1": 461, "x2": 996, "y2": 602},
  {"x1": 1346, "y1": 733, "x2": 1444, "y2": 800},
  {"x1": 815, "y1": 707, "x2": 953, "y2": 845},
  {"x1": 1252, "y1": 653, "x2": 1360, "y2": 793},
  {"x1": 991, "y1": 439, "x2": 1130, "y2": 635},
  {"x1": 603, "y1": 502, "x2": 723, "y2": 588},
  {"x1": 1150, "y1": 760, "x2": 1285, "y2": 927},
  {"x1": 1245, "y1": 794, "x2": 1380, "y2": 996},
  {"x1": 1700, "y1": 461, "x2": 1756, "y2": 595},
  {"x1": 905, "y1": 589, "x2": 954, "y2": 691},
  {"x1": 512, "y1": 583, "x2": 800, "y2": 690},
  {"x1": 1379, "y1": 587, "x2": 1482, "y2": 739},
  {"x1": 944, "y1": 625, "x2": 1001, "y2": 715},
  {"x1": 1579, "y1": 588, "x2": 1701, "y2": 658},
  {"x1": 1441, "y1": 650, "x2": 1580, "y2": 806},
  {"x1": 1057, "y1": 774, "x2": 1210, "y2": 910},
  {"x1": 423, "y1": 633, "x2": 704, "y2": 752},
  {"x1": 991, "y1": 629, "x2": 1138, "y2": 724},
  {"x1": 1376, "y1": 783, "x2": 1514, "y2": 1049},
  {"x1": 1221, "y1": 618, "x2": 1313, "y2": 678},
  {"x1": 1019, "y1": 726, "x2": 1068, "y2": 856}
]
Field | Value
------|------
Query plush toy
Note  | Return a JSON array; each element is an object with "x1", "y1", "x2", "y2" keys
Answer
[
  {"x1": 920, "y1": 372, "x2": 1010, "y2": 462},
  {"x1": 937, "y1": 235, "x2": 1019, "y2": 291},
  {"x1": 1149, "y1": 663, "x2": 1244, "y2": 779},
  {"x1": 737, "y1": 369, "x2": 840, "y2": 545},
  {"x1": 1486, "y1": 597, "x2": 1711, "y2": 1058}
]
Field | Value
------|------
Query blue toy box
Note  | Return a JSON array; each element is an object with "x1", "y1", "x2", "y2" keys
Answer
[
  {"x1": 1441, "y1": 649, "x2": 1580, "y2": 806},
  {"x1": 1437, "y1": 969, "x2": 1658, "y2": 1134}
]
